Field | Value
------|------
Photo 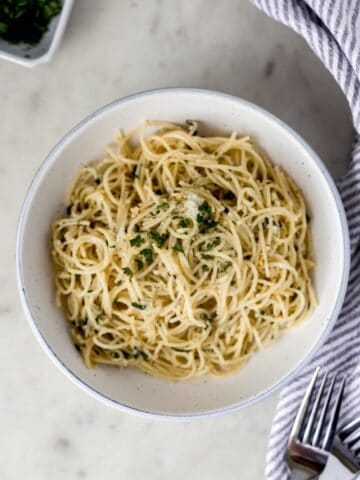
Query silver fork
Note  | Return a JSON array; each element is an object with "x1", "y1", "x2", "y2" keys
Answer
[
  {"x1": 339, "y1": 416, "x2": 360, "y2": 453},
  {"x1": 286, "y1": 367, "x2": 346, "y2": 479},
  {"x1": 331, "y1": 416, "x2": 360, "y2": 473}
]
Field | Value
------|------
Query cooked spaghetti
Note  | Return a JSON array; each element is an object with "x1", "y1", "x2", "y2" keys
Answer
[{"x1": 51, "y1": 120, "x2": 316, "y2": 381}]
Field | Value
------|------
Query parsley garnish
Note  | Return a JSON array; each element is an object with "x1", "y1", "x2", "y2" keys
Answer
[
  {"x1": 185, "y1": 119, "x2": 198, "y2": 136},
  {"x1": 133, "y1": 347, "x2": 149, "y2": 360},
  {"x1": 149, "y1": 230, "x2": 167, "y2": 247},
  {"x1": 179, "y1": 218, "x2": 191, "y2": 228},
  {"x1": 130, "y1": 235, "x2": 144, "y2": 247},
  {"x1": 221, "y1": 261, "x2": 232, "y2": 272},
  {"x1": 0, "y1": 0, "x2": 62, "y2": 45},
  {"x1": 171, "y1": 347, "x2": 191, "y2": 352},
  {"x1": 172, "y1": 241, "x2": 184, "y2": 253},
  {"x1": 122, "y1": 267, "x2": 134, "y2": 278},
  {"x1": 140, "y1": 246, "x2": 154, "y2": 264},
  {"x1": 196, "y1": 201, "x2": 218, "y2": 232},
  {"x1": 206, "y1": 237, "x2": 221, "y2": 251},
  {"x1": 131, "y1": 302, "x2": 146, "y2": 310},
  {"x1": 201, "y1": 253, "x2": 214, "y2": 260},
  {"x1": 156, "y1": 203, "x2": 170, "y2": 211},
  {"x1": 200, "y1": 313, "x2": 216, "y2": 322}
]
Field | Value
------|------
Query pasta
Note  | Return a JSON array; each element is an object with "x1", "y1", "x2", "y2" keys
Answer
[{"x1": 51, "y1": 120, "x2": 316, "y2": 381}]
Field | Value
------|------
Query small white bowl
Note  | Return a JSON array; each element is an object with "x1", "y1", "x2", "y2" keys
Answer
[
  {"x1": 0, "y1": 0, "x2": 73, "y2": 68},
  {"x1": 16, "y1": 88, "x2": 350, "y2": 418}
]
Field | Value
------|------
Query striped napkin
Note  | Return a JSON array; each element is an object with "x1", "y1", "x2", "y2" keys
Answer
[{"x1": 249, "y1": 1, "x2": 360, "y2": 478}]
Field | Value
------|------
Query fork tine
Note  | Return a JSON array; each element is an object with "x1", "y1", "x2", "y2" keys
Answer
[
  {"x1": 311, "y1": 374, "x2": 337, "y2": 446},
  {"x1": 341, "y1": 429, "x2": 360, "y2": 449},
  {"x1": 322, "y1": 377, "x2": 346, "y2": 451},
  {"x1": 288, "y1": 367, "x2": 320, "y2": 441},
  {"x1": 339, "y1": 416, "x2": 360, "y2": 441},
  {"x1": 302, "y1": 371, "x2": 328, "y2": 443}
]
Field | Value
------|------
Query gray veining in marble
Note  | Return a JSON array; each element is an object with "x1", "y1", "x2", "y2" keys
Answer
[{"x1": 0, "y1": 1, "x2": 353, "y2": 479}]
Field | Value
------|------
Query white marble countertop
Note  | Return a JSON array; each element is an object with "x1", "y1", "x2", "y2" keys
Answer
[{"x1": 0, "y1": 1, "x2": 354, "y2": 479}]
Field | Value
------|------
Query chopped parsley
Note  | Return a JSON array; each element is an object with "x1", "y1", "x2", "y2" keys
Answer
[
  {"x1": 171, "y1": 347, "x2": 191, "y2": 352},
  {"x1": 221, "y1": 261, "x2": 232, "y2": 272},
  {"x1": 148, "y1": 230, "x2": 167, "y2": 247},
  {"x1": 156, "y1": 203, "x2": 170, "y2": 211},
  {"x1": 200, "y1": 313, "x2": 216, "y2": 322},
  {"x1": 185, "y1": 119, "x2": 198, "y2": 136},
  {"x1": 201, "y1": 253, "x2": 214, "y2": 260},
  {"x1": 133, "y1": 347, "x2": 149, "y2": 360},
  {"x1": 179, "y1": 218, "x2": 191, "y2": 228},
  {"x1": 0, "y1": 0, "x2": 62, "y2": 45},
  {"x1": 131, "y1": 302, "x2": 146, "y2": 310},
  {"x1": 172, "y1": 241, "x2": 184, "y2": 253},
  {"x1": 122, "y1": 267, "x2": 134, "y2": 278},
  {"x1": 196, "y1": 200, "x2": 218, "y2": 232},
  {"x1": 95, "y1": 315, "x2": 100, "y2": 324},
  {"x1": 130, "y1": 235, "x2": 145, "y2": 247},
  {"x1": 135, "y1": 258, "x2": 144, "y2": 271},
  {"x1": 140, "y1": 246, "x2": 154, "y2": 264},
  {"x1": 206, "y1": 237, "x2": 221, "y2": 251}
]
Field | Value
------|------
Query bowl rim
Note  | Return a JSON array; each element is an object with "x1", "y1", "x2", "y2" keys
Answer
[{"x1": 16, "y1": 87, "x2": 351, "y2": 419}]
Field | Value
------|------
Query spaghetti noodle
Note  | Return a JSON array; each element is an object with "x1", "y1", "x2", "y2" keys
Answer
[{"x1": 51, "y1": 120, "x2": 316, "y2": 381}]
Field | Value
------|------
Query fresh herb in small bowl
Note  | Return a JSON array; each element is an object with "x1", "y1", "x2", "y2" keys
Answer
[{"x1": 0, "y1": 0, "x2": 62, "y2": 46}]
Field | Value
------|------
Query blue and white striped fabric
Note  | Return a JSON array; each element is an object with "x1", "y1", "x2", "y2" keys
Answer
[{"x1": 249, "y1": 1, "x2": 360, "y2": 478}]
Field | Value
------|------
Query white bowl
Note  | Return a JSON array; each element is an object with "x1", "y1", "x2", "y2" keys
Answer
[{"x1": 16, "y1": 88, "x2": 350, "y2": 418}]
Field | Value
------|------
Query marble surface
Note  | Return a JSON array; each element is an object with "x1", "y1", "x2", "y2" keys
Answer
[{"x1": 0, "y1": 1, "x2": 355, "y2": 479}]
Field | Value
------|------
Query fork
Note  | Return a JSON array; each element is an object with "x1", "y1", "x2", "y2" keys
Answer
[
  {"x1": 286, "y1": 367, "x2": 346, "y2": 479},
  {"x1": 331, "y1": 415, "x2": 360, "y2": 473}
]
